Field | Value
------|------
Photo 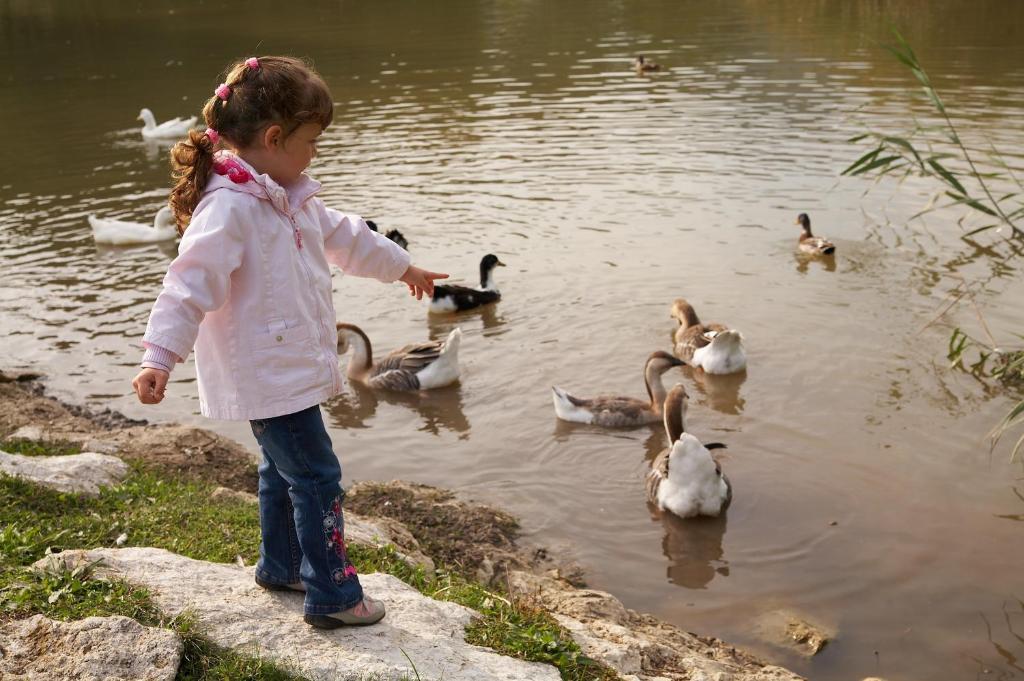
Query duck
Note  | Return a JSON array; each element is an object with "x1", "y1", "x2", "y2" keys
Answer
[
  {"x1": 670, "y1": 299, "x2": 747, "y2": 374},
  {"x1": 429, "y1": 254, "x2": 504, "y2": 313},
  {"x1": 634, "y1": 55, "x2": 661, "y2": 73},
  {"x1": 796, "y1": 213, "x2": 836, "y2": 255},
  {"x1": 551, "y1": 351, "x2": 685, "y2": 427},
  {"x1": 137, "y1": 108, "x2": 198, "y2": 140},
  {"x1": 365, "y1": 219, "x2": 409, "y2": 251},
  {"x1": 336, "y1": 323, "x2": 462, "y2": 391},
  {"x1": 645, "y1": 384, "x2": 732, "y2": 518},
  {"x1": 88, "y1": 206, "x2": 178, "y2": 246}
]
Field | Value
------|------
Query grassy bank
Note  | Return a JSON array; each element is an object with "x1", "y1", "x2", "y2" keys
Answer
[{"x1": 0, "y1": 440, "x2": 615, "y2": 681}]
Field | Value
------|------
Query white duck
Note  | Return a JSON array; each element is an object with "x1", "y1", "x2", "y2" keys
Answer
[
  {"x1": 645, "y1": 384, "x2": 732, "y2": 518},
  {"x1": 671, "y1": 299, "x2": 747, "y2": 375},
  {"x1": 137, "y1": 108, "x2": 197, "y2": 139},
  {"x1": 551, "y1": 351, "x2": 684, "y2": 427},
  {"x1": 89, "y1": 206, "x2": 178, "y2": 246},
  {"x1": 337, "y1": 323, "x2": 462, "y2": 391}
]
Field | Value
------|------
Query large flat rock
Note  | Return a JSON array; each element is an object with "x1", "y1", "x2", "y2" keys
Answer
[
  {"x1": 36, "y1": 547, "x2": 560, "y2": 681},
  {"x1": 508, "y1": 570, "x2": 805, "y2": 681},
  {"x1": 0, "y1": 614, "x2": 181, "y2": 681},
  {"x1": 0, "y1": 449, "x2": 128, "y2": 496}
]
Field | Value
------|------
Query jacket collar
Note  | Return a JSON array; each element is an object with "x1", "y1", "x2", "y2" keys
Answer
[{"x1": 206, "y1": 151, "x2": 321, "y2": 215}]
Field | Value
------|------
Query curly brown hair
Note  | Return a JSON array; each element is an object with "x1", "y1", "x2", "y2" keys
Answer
[{"x1": 168, "y1": 56, "x2": 334, "y2": 234}]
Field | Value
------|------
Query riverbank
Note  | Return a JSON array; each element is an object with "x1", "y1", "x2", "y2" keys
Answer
[{"x1": 0, "y1": 369, "x2": 803, "y2": 680}]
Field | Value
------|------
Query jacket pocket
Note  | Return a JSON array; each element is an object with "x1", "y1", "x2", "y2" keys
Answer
[
  {"x1": 252, "y1": 324, "x2": 310, "y2": 350},
  {"x1": 252, "y1": 325, "x2": 321, "y2": 397}
]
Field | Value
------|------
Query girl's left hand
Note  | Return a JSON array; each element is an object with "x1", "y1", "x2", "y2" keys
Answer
[{"x1": 399, "y1": 265, "x2": 448, "y2": 299}]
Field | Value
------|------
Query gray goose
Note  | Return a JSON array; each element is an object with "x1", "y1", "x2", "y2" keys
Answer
[
  {"x1": 671, "y1": 299, "x2": 747, "y2": 375},
  {"x1": 337, "y1": 323, "x2": 461, "y2": 391},
  {"x1": 551, "y1": 351, "x2": 684, "y2": 427},
  {"x1": 645, "y1": 384, "x2": 732, "y2": 518}
]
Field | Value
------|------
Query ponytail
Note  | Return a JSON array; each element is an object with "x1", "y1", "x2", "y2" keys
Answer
[{"x1": 168, "y1": 128, "x2": 216, "y2": 235}]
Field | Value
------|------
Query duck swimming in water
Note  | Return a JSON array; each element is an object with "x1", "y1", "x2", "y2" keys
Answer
[
  {"x1": 634, "y1": 55, "x2": 661, "y2": 73},
  {"x1": 796, "y1": 213, "x2": 836, "y2": 255},
  {"x1": 429, "y1": 254, "x2": 504, "y2": 313},
  {"x1": 137, "y1": 108, "x2": 197, "y2": 140},
  {"x1": 551, "y1": 351, "x2": 685, "y2": 427},
  {"x1": 336, "y1": 323, "x2": 462, "y2": 391},
  {"x1": 671, "y1": 299, "x2": 747, "y2": 375},
  {"x1": 645, "y1": 383, "x2": 732, "y2": 518},
  {"x1": 89, "y1": 206, "x2": 178, "y2": 245},
  {"x1": 365, "y1": 220, "x2": 409, "y2": 251}
]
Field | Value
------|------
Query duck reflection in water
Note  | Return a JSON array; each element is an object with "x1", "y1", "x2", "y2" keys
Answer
[
  {"x1": 324, "y1": 380, "x2": 471, "y2": 438},
  {"x1": 427, "y1": 303, "x2": 507, "y2": 341},
  {"x1": 794, "y1": 251, "x2": 836, "y2": 274},
  {"x1": 681, "y1": 365, "x2": 747, "y2": 415},
  {"x1": 652, "y1": 508, "x2": 730, "y2": 589}
]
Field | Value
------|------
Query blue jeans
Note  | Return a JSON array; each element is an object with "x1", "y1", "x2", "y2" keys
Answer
[{"x1": 249, "y1": 404, "x2": 363, "y2": 614}]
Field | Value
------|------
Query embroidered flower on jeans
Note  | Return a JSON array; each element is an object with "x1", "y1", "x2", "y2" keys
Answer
[{"x1": 321, "y1": 494, "x2": 358, "y2": 583}]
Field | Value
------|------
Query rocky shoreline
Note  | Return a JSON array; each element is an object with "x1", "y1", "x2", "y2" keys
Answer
[{"x1": 0, "y1": 369, "x2": 807, "y2": 681}]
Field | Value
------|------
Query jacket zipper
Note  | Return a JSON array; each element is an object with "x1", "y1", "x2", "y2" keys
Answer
[{"x1": 289, "y1": 214, "x2": 340, "y2": 392}]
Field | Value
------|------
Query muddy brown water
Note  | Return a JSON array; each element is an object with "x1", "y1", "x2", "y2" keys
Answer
[{"x1": 3, "y1": 2, "x2": 1024, "y2": 679}]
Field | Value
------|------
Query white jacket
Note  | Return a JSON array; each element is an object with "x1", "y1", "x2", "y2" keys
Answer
[{"x1": 143, "y1": 153, "x2": 411, "y2": 420}]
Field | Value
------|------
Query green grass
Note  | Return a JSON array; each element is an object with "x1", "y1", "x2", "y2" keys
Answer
[
  {"x1": 1, "y1": 437, "x2": 82, "y2": 457},
  {"x1": 0, "y1": 449, "x2": 617, "y2": 681}
]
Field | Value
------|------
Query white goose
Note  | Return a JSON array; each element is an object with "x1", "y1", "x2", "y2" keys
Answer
[
  {"x1": 137, "y1": 108, "x2": 197, "y2": 139},
  {"x1": 89, "y1": 206, "x2": 178, "y2": 245},
  {"x1": 337, "y1": 323, "x2": 462, "y2": 391},
  {"x1": 551, "y1": 351, "x2": 685, "y2": 427},
  {"x1": 671, "y1": 299, "x2": 747, "y2": 375},
  {"x1": 645, "y1": 384, "x2": 732, "y2": 518}
]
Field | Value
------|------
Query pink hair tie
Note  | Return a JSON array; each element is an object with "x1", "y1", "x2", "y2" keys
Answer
[
  {"x1": 215, "y1": 83, "x2": 231, "y2": 100},
  {"x1": 245, "y1": 57, "x2": 260, "y2": 70},
  {"x1": 204, "y1": 128, "x2": 219, "y2": 144}
]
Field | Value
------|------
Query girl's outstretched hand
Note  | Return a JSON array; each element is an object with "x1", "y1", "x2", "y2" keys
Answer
[
  {"x1": 132, "y1": 367, "x2": 169, "y2": 404},
  {"x1": 399, "y1": 265, "x2": 448, "y2": 300}
]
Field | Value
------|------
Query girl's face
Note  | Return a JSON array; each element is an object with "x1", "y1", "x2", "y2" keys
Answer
[
  {"x1": 237, "y1": 122, "x2": 324, "y2": 187},
  {"x1": 274, "y1": 123, "x2": 323, "y2": 185}
]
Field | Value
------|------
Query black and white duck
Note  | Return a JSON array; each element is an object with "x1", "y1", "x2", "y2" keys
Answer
[
  {"x1": 429, "y1": 254, "x2": 505, "y2": 313},
  {"x1": 365, "y1": 220, "x2": 409, "y2": 251}
]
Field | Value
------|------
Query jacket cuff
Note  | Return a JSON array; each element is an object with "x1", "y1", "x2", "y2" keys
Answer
[{"x1": 141, "y1": 345, "x2": 180, "y2": 373}]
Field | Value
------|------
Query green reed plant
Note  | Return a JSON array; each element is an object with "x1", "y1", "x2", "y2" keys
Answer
[
  {"x1": 844, "y1": 28, "x2": 1024, "y2": 460},
  {"x1": 843, "y1": 29, "x2": 1023, "y2": 238}
]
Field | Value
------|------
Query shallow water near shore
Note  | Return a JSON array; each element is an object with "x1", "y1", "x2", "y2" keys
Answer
[{"x1": 2, "y1": 1, "x2": 1024, "y2": 679}]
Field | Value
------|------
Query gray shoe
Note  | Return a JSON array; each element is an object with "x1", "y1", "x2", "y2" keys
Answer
[
  {"x1": 255, "y1": 575, "x2": 307, "y2": 593},
  {"x1": 304, "y1": 596, "x2": 386, "y2": 628}
]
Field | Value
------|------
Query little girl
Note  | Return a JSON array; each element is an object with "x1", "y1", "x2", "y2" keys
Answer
[{"x1": 131, "y1": 56, "x2": 447, "y2": 628}]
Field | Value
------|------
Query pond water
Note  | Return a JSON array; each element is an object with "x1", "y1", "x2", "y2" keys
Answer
[{"x1": 2, "y1": 1, "x2": 1024, "y2": 679}]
